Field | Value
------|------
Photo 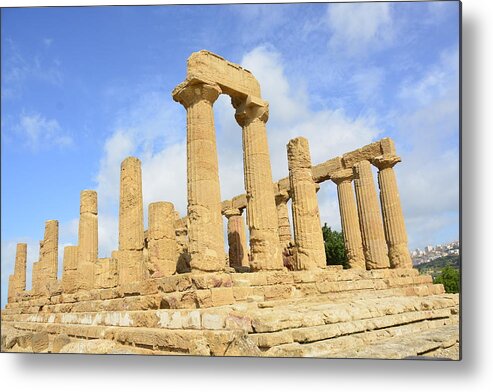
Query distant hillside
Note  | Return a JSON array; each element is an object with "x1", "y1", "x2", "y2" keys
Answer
[{"x1": 415, "y1": 255, "x2": 460, "y2": 277}]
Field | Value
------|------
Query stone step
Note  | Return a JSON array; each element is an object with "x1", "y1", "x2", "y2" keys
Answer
[
  {"x1": 1, "y1": 278, "x2": 443, "y2": 316},
  {"x1": 5, "y1": 268, "x2": 424, "y2": 310},
  {"x1": 265, "y1": 317, "x2": 459, "y2": 358},
  {"x1": 249, "y1": 295, "x2": 458, "y2": 333},
  {"x1": 252, "y1": 308, "x2": 455, "y2": 348},
  {"x1": 331, "y1": 324, "x2": 460, "y2": 359},
  {"x1": 3, "y1": 320, "x2": 248, "y2": 356}
]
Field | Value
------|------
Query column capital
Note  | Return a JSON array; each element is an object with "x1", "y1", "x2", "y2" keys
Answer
[
  {"x1": 331, "y1": 168, "x2": 354, "y2": 185},
  {"x1": 371, "y1": 154, "x2": 401, "y2": 170},
  {"x1": 222, "y1": 207, "x2": 242, "y2": 219},
  {"x1": 233, "y1": 95, "x2": 269, "y2": 127},
  {"x1": 172, "y1": 78, "x2": 221, "y2": 108},
  {"x1": 275, "y1": 189, "x2": 290, "y2": 205}
]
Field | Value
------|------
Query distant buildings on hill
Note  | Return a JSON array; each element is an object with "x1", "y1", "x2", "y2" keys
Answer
[{"x1": 411, "y1": 240, "x2": 460, "y2": 266}]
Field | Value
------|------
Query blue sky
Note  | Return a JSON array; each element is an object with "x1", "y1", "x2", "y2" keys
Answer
[{"x1": 1, "y1": 1, "x2": 460, "y2": 307}]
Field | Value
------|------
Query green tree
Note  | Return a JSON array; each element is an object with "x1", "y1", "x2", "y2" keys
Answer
[
  {"x1": 322, "y1": 223, "x2": 348, "y2": 268},
  {"x1": 434, "y1": 266, "x2": 460, "y2": 293}
]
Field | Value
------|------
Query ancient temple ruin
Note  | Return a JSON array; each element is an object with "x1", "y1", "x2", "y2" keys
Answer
[{"x1": 2, "y1": 51, "x2": 459, "y2": 358}]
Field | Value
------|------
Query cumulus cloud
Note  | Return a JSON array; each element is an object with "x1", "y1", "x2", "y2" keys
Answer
[{"x1": 327, "y1": 3, "x2": 394, "y2": 55}]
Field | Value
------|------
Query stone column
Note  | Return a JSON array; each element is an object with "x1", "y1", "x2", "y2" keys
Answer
[
  {"x1": 78, "y1": 190, "x2": 98, "y2": 289},
  {"x1": 173, "y1": 80, "x2": 225, "y2": 272},
  {"x1": 175, "y1": 217, "x2": 191, "y2": 273},
  {"x1": 287, "y1": 137, "x2": 326, "y2": 270},
  {"x1": 234, "y1": 96, "x2": 283, "y2": 271},
  {"x1": 353, "y1": 161, "x2": 390, "y2": 269},
  {"x1": 331, "y1": 169, "x2": 365, "y2": 269},
  {"x1": 223, "y1": 208, "x2": 248, "y2": 268},
  {"x1": 117, "y1": 156, "x2": 146, "y2": 285},
  {"x1": 42, "y1": 220, "x2": 59, "y2": 282},
  {"x1": 7, "y1": 243, "x2": 27, "y2": 302},
  {"x1": 148, "y1": 202, "x2": 178, "y2": 277},
  {"x1": 275, "y1": 190, "x2": 292, "y2": 251},
  {"x1": 32, "y1": 220, "x2": 59, "y2": 296},
  {"x1": 372, "y1": 154, "x2": 413, "y2": 269},
  {"x1": 62, "y1": 245, "x2": 79, "y2": 293}
]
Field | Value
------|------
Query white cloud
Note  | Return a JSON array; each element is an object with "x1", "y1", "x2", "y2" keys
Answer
[
  {"x1": 2, "y1": 38, "x2": 63, "y2": 99},
  {"x1": 94, "y1": 89, "x2": 187, "y2": 258},
  {"x1": 239, "y1": 46, "x2": 381, "y2": 180},
  {"x1": 15, "y1": 113, "x2": 73, "y2": 150},
  {"x1": 327, "y1": 3, "x2": 394, "y2": 55},
  {"x1": 399, "y1": 47, "x2": 459, "y2": 106},
  {"x1": 43, "y1": 38, "x2": 53, "y2": 47}
]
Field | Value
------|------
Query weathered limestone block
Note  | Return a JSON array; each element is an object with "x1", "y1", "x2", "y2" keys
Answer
[
  {"x1": 353, "y1": 161, "x2": 390, "y2": 269},
  {"x1": 114, "y1": 250, "x2": 146, "y2": 286},
  {"x1": 186, "y1": 50, "x2": 261, "y2": 99},
  {"x1": 372, "y1": 154, "x2": 413, "y2": 269},
  {"x1": 62, "y1": 246, "x2": 79, "y2": 294},
  {"x1": 287, "y1": 137, "x2": 326, "y2": 270},
  {"x1": 173, "y1": 80, "x2": 225, "y2": 272},
  {"x1": 148, "y1": 202, "x2": 178, "y2": 277},
  {"x1": 95, "y1": 258, "x2": 118, "y2": 289},
  {"x1": 7, "y1": 243, "x2": 27, "y2": 302},
  {"x1": 223, "y1": 207, "x2": 248, "y2": 268},
  {"x1": 331, "y1": 169, "x2": 365, "y2": 269},
  {"x1": 234, "y1": 97, "x2": 283, "y2": 271},
  {"x1": 118, "y1": 157, "x2": 145, "y2": 283},
  {"x1": 311, "y1": 157, "x2": 343, "y2": 183}
]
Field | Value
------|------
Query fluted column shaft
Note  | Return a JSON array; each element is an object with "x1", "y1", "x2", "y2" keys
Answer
[
  {"x1": 224, "y1": 208, "x2": 248, "y2": 268},
  {"x1": 62, "y1": 245, "x2": 79, "y2": 293},
  {"x1": 331, "y1": 169, "x2": 365, "y2": 269},
  {"x1": 234, "y1": 97, "x2": 283, "y2": 271},
  {"x1": 117, "y1": 156, "x2": 146, "y2": 284},
  {"x1": 42, "y1": 220, "x2": 59, "y2": 281},
  {"x1": 148, "y1": 202, "x2": 178, "y2": 277},
  {"x1": 373, "y1": 155, "x2": 413, "y2": 269},
  {"x1": 7, "y1": 243, "x2": 27, "y2": 302},
  {"x1": 78, "y1": 190, "x2": 98, "y2": 289},
  {"x1": 353, "y1": 161, "x2": 390, "y2": 269},
  {"x1": 173, "y1": 80, "x2": 225, "y2": 272},
  {"x1": 287, "y1": 137, "x2": 326, "y2": 270},
  {"x1": 275, "y1": 191, "x2": 292, "y2": 251},
  {"x1": 119, "y1": 158, "x2": 144, "y2": 251}
]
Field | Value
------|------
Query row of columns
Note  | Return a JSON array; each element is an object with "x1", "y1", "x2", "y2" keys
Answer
[
  {"x1": 173, "y1": 79, "x2": 283, "y2": 272},
  {"x1": 331, "y1": 157, "x2": 413, "y2": 270}
]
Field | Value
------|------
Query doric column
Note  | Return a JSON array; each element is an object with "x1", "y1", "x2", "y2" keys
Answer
[
  {"x1": 331, "y1": 169, "x2": 365, "y2": 269},
  {"x1": 275, "y1": 190, "x2": 292, "y2": 251},
  {"x1": 287, "y1": 137, "x2": 326, "y2": 270},
  {"x1": 42, "y1": 220, "x2": 59, "y2": 282},
  {"x1": 353, "y1": 161, "x2": 390, "y2": 269},
  {"x1": 372, "y1": 154, "x2": 413, "y2": 269},
  {"x1": 223, "y1": 207, "x2": 248, "y2": 268},
  {"x1": 119, "y1": 157, "x2": 144, "y2": 251},
  {"x1": 117, "y1": 156, "x2": 146, "y2": 284},
  {"x1": 78, "y1": 190, "x2": 98, "y2": 289},
  {"x1": 148, "y1": 202, "x2": 177, "y2": 277},
  {"x1": 234, "y1": 96, "x2": 283, "y2": 271},
  {"x1": 173, "y1": 80, "x2": 225, "y2": 272},
  {"x1": 62, "y1": 245, "x2": 79, "y2": 293},
  {"x1": 7, "y1": 243, "x2": 27, "y2": 302}
]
